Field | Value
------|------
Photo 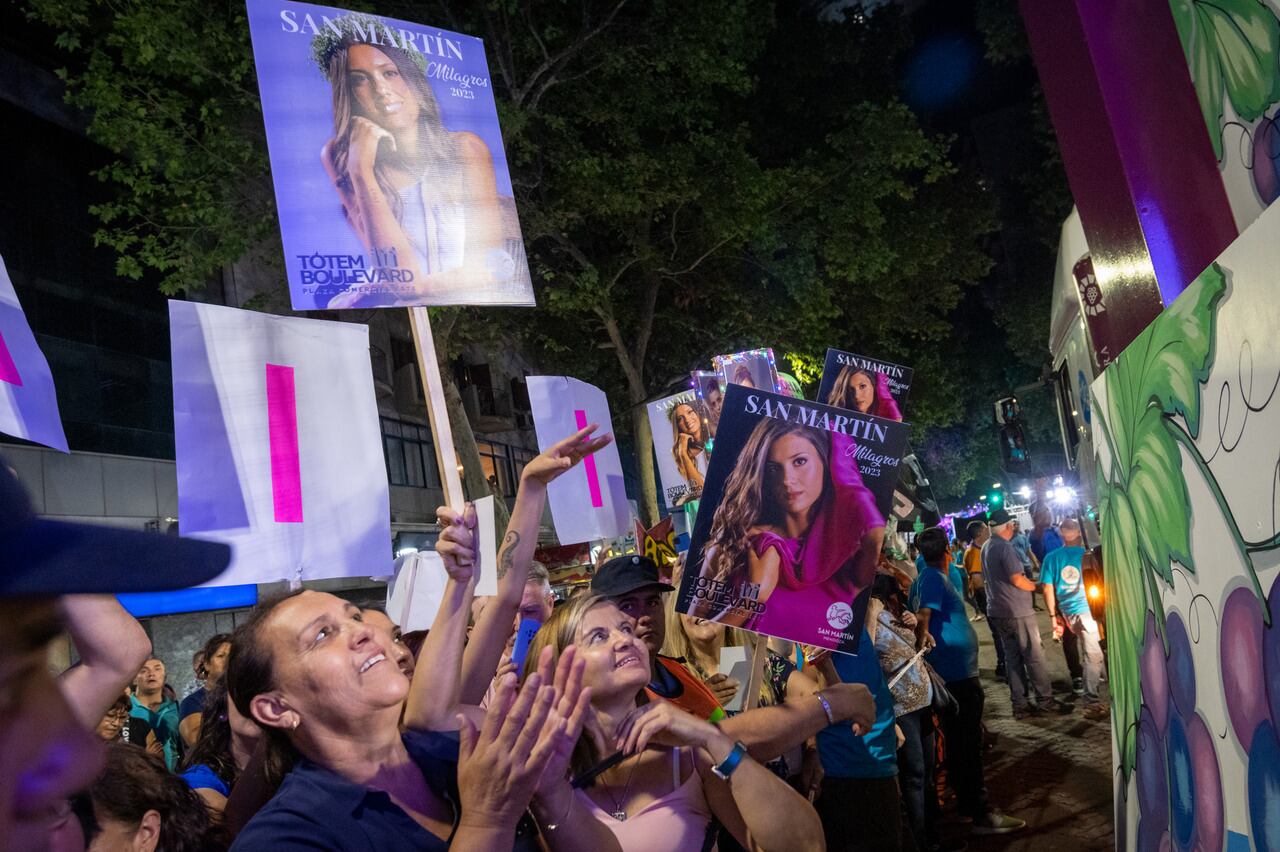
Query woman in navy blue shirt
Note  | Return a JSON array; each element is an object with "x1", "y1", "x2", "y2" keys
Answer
[{"x1": 225, "y1": 586, "x2": 583, "y2": 851}]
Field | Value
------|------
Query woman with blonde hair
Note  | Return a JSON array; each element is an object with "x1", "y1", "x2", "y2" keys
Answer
[
  {"x1": 520, "y1": 593, "x2": 826, "y2": 851},
  {"x1": 696, "y1": 418, "x2": 885, "y2": 650}
]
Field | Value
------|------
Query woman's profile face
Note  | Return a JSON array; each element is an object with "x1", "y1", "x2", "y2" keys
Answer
[
  {"x1": 706, "y1": 387, "x2": 723, "y2": 419},
  {"x1": 260, "y1": 591, "x2": 408, "y2": 728},
  {"x1": 346, "y1": 44, "x2": 420, "y2": 131},
  {"x1": 674, "y1": 404, "x2": 700, "y2": 437},
  {"x1": 850, "y1": 371, "x2": 875, "y2": 413},
  {"x1": 573, "y1": 603, "x2": 650, "y2": 698},
  {"x1": 766, "y1": 432, "x2": 826, "y2": 517}
]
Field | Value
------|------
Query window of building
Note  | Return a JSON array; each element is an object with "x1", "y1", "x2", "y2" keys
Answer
[{"x1": 381, "y1": 417, "x2": 439, "y2": 488}]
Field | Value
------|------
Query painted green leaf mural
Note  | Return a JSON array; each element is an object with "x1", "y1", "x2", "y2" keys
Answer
[
  {"x1": 1092, "y1": 264, "x2": 1226, "y2": 776},
  {"x1": 1169, "y1": 0, "x2": 1280, "y2": 159}
]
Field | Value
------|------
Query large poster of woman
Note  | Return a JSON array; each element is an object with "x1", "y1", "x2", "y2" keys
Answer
[
  {"x1": 246, "y1": 0, "x2": 532, "y2": 310},
  {"x1": 816, "y1": 349, "x2": 913, "y2": 421},
  {"x1": 646, "y1": 390, "x2": 709, "y2": 510},
  {"x1": 676, "y1": 385, "x2": 910, "y2": 653}
]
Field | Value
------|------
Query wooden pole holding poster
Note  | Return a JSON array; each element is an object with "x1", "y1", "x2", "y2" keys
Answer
[
  {"x1": 400, "y1": 305, "x2": 467, "y2": 626},
  {"x1": 742, "y1": 634, "x2": 770, "y2": 711}
]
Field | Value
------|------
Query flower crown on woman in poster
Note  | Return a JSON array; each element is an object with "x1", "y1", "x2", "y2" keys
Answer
[
  {"x1": 669, "y1": 400, "x2": 709, "y2": 502},
  {"x1": 827, "y1": 366, "x2": 902, "y2": 421},
  {"x1": 699, "y1": 418, "x2": 885, "y2": 630},
  {"x1": 313, "y1": 15, "x2": 518, "y2": 306}
]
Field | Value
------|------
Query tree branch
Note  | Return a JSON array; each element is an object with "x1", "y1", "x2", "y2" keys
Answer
[{"x1": 512, "y1": 0, "x2": 631, "y2": 108}]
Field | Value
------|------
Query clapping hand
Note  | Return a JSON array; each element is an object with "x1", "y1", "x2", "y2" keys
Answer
[{"x1": 456, "y1": 646, "x2": 589, "y2": 830}]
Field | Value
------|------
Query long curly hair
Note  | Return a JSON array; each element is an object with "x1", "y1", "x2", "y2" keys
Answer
[
  {"x1": 829, "y1": 366, "x2": 900, "y2": 419},
  {"x1": 700, "y1": 419, "x2": 832, "y2": 587},
  {"x1": 326, "y1": 37, "x2": 464, "y2": 225},
  {"x1": 181, "y1": 678, "x2": 238, "y2": 792}
]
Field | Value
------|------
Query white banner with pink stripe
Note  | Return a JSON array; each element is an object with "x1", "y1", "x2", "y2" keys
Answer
[
  {"x1": 0, "y1": 252, "x2": 68, "y2": 452},
  {"x1": 170, "y1": 301, "x2": 390, "y2": 586},
  {"x1": 528, "y1": 376, "x2": 629, "y2": 545}
]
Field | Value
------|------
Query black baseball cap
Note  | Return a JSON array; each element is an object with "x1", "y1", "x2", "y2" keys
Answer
[
  {"x1": 591, "y1": 554, "x2": 674, "y2": 598},
  {"x1": 1, "y1": 455, "x2": 232, "y2": 596},
  {"x1": 987, "y1": 508, "x2": 1015, "y2": 527}
]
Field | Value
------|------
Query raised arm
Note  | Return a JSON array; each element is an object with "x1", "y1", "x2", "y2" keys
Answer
[
  {"x1": 403, "y1": 504, "x2": 479, "y2": 732},
  {"x1": 458, "y1": 477, "x2": 547, "y2": 704},
  {"x1": 58, "y1": 595, "x2": 152, "y2": 728},
  {"x1": 459, "y1": 425, "x2": 612, "y2": 704}
]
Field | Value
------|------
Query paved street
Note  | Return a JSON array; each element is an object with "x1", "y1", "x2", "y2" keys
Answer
[{"x1": 947, "y1": 609, "x2": 1115, "y2": 851}]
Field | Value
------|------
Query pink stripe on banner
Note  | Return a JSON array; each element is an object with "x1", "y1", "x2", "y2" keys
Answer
[
  {"x1": 266, "y1": 364, "x2": 303, "y2": 523},
  {"x1": 0, "y1": 329, "x2": 22, "y2": 386},
  {"x1": 574, "y1": 409, "x2": 603, "y2": 508}
]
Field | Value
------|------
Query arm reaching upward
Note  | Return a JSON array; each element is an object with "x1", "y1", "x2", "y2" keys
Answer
[
  {"x1": 460, "y1": 425, "x2": 612, "y2": 702},
  {"x1": 404, "y1": 504, "x2": 478, "y2": 732}
]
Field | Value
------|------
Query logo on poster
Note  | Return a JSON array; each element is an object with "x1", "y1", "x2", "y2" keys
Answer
[{"x1": 826, "y1": 602, "x2": 853, "y2": 629}]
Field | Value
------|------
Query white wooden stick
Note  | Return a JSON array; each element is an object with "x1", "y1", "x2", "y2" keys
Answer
[
  {"x1": 408, "y1": 306, "x2": 465, "y2": 509},
  {"x1": 404, "y1": 306, "x2": 466, "y2": 629},
  {"x1": 742, "y1": 634, "x2": 770, "y2": 711}
]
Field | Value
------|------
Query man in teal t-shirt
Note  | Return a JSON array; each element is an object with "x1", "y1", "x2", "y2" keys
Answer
[{"x1": 1039, "y1": 518, "x2": 1107, "y2": 718}]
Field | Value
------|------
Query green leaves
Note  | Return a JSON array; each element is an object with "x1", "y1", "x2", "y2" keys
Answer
[
  {"x1": 1093, "y1": 263, "x2": 1226, "y2": 777},
  {"x1": 1100, "y1": 487, "x2": 1146, "y2": 772},
  {"x1": 1170, "y1": 0, "x2": 1280, "y2": 159}
]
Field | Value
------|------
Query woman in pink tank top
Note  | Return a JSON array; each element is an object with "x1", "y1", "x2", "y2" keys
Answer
[{"x1": 521, "y1": 595, "x2": 825, "y2": 852}]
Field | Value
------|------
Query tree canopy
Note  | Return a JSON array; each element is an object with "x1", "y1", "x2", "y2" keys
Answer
[{"x1": 26, "y1": 0, "x2": 1055, "y2": 516}]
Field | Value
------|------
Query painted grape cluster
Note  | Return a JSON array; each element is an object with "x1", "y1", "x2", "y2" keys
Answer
[
  {"x1": 1218, "y1": 576, "x2": 1280, "y2": 852},
  {"x1": 1133, "y1": 611, "x2": 1223, "y2": 852},
  {"x1": 1135, "y1": 575, "x2": 1280, "y2": 851}
]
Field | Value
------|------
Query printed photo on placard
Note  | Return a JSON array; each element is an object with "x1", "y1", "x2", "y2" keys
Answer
[
  {"x1": 245, "y1": 0, "x2": 532, "y2": 310},
  {"x1": 691, "y1": 371, "x2": 724, "y2": 438},
  {"x1": 713, "y1": 348, "x2": 781, "y2": 395},
  {"x1": 646, "y1": 390, "x2": 709, "y2": 509},
  {"x1": 816, "y1": 349, "x2": 913, "y2": 421},
  {"x1": 676, "y1": 385, "x2": 910, "y2": 653}
]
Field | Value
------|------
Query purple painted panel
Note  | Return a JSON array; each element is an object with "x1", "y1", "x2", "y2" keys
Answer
[
  {"x1": 1020, "y1": 0, "x2": 1164, "y2": 357},
  {"x1": 1076, "y1": 0, "x2": 1238, "y2": 306}
]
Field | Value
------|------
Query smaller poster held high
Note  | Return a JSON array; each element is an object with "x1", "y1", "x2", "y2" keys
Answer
[
  {"x1": 816, "y1": 348, "x2": 913, "y2": 421},
  {"x1": 646, "y1": 390, "x2": 710, "y2": 509},
  {"x1": 677, "y1": 385, "x2": 910, "y2": 653},
  {"x1": 527, "y1": 376, "x2": 627, "y2": 544}
]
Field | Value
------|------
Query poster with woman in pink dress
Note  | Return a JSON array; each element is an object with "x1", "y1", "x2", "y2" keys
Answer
[{"x1": 676, "y1": 385, "x2": 910, "y2": 653}]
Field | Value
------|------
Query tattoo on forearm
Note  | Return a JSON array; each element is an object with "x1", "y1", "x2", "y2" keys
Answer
[{"x1": 497, "y1": 531, "x2": 521, "y2": 580}]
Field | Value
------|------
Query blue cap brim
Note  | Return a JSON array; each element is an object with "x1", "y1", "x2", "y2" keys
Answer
[{"x1": 1, "y1": 517, "x2": 231, "y2": 596}]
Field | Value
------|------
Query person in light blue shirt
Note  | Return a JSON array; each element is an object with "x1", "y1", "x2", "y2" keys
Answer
[
  {"x1": 1039, "y1": 518, "x2": 1107, "y2": 718},
  {"x1": 912, "y1": 528, "x2": 1025, "y2": 836},
  {"x1": 130, "y1": 656, "x2": 182, "y2": 771}
]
